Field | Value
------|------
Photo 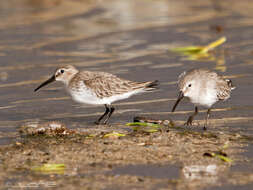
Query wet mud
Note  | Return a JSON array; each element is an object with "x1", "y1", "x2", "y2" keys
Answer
[{"x1": 0, "y1": 120, "x2": 251, "y2": 190}]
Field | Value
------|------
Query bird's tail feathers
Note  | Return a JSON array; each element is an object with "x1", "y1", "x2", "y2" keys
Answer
[
  {"x1": 226, "y1": 79, "x2": 236, "y2": 90},
  {"x1": 143, "y1": 80, "x2": 159, "y2": 91}
]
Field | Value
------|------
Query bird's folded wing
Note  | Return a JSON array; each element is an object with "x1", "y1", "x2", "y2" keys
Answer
[
  {"x1": 83, "y1": 75, "x2": 144, "y2": 98},
  {"x1": 216, "y1": 82, "x2": 231, "y2": 100}
]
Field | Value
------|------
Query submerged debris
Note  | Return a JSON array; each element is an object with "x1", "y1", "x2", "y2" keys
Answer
[
  {"x1": 210, "y1": 25, "x2": 224, "y2": 33},
  {"x1": 19, "y1": 121, "x2": 75, "y2": 136},
  {"x1": 182, "y1": 164, "x2": 218, "y2": 183}
]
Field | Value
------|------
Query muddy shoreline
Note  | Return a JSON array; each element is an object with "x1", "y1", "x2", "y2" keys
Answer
[{"x1": 0, "y1": 118, "x2": 252, "y2": 189}]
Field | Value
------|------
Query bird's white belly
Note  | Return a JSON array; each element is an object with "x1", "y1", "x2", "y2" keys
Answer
[
  {"x1": 70, "y1": 89, "x2": 103, "y2": 105},
  {"x1": 69, "y1": 88, "x2": 142, "y2": 105},
  {"x1": 101, "y1": 90, "x2": 141, "y2": 104},
  {"x1": 190, "y1": 89, "x2": 217, "y2": 108}
]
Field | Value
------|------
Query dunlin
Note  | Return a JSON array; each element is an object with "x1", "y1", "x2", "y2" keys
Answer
[
  {"x1": 34, "y1": 65, "x2": 159, "y2": 124},
  {"x1": 171, "y1": 68, "x2": 235, "y2": 130}
]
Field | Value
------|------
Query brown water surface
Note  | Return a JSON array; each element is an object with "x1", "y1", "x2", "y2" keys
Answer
[{"x1": 1, "y1": 0, "x2": 253, "y2": 189}]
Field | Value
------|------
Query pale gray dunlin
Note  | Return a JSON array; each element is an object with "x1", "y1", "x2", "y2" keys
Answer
[
  {"x1": 34, "y1": 65, "x2": 159, "y2": 124},
  {"x1": 171, "y1": 68, "x2": 235, "y2": 130}
]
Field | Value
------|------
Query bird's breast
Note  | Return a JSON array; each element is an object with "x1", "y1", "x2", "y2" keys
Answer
[
  {"x1": 67, "y1": 84, "x2": 103, "y2": 105},
  {"x1": 189, "y1": 88, "x2": 218, "y2": 108}
]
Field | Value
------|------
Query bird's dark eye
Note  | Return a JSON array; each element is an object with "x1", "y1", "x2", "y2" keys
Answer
[
  {"x1": 188, "y1": 84, "x2": 192, "y2": 87},
  {"x1": 60, "y1": 69, "x2": 64, "y2": 74}
]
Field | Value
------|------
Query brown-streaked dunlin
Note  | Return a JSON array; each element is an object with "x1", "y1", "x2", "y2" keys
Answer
[
  {"x1": 34, "y1": 65, "x2": 159, "y2": 124},
  {"x1": 171, "y1": 68, "x2": 235, "y2": 130}
]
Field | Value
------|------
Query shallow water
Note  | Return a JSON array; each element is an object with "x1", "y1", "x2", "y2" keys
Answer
[
  {"x1": 1, "y1": 0, "x2": 253, "y2": 189},
  {"x1": 108, "y1": 164, "x2": 179, "y2": 179}
]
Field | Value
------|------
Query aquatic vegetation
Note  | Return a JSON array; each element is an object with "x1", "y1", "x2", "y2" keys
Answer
[
  {"x1": 126, "y1": 122, "x2": 163, "y2": 133},
  {"x1": 171, "y1": 37, "x2": 226, "y2": 61},
  {"x1": 103, "y1": 132, "x2": 126, "y2": 138},
  {"x1": 203, "y1": 151, "x2": 233, "y2": 163},
  {"x1": 204, "y1": 142, "x2": 232, "y2": 163},
  {"x1": 32, "y1": 164, "x2": 65, "y2": 174}
]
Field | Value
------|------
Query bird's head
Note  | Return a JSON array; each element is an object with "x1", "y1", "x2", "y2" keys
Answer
[
  {"x1": 34, "y1": 65, "x2": 78, "y2": 92},
  {"x1": 171, "y1": 72, "x2": 197, "y2": 112}
]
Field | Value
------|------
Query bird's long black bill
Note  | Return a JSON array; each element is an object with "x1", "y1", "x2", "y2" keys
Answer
[
  {"x1": 171, "y1": 91, "x2": 184, "y2": 112},
  {"x1": 34, "y1": 75, "x2": 55, "y2": 92}
]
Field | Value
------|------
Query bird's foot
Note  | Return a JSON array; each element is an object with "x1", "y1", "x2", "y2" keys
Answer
[
  {"x1": 94, "y1": 121, "x2": 100, "y2": 125},
  {"x1": 94, "y1": 120, "x2": 110, "y2": 125},
  {"x1": 184, "y1": 116, "x2": 194, "y2": 126},
  {"x1": 102, "y1": 121, "x2": 109, "y2": 125},
  {"x1": 94, "y1": 121, "x2": 109, "y2": 126}
]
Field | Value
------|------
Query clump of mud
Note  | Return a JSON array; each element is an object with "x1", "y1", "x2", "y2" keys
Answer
[{"x1": 19, "y1": 121, "x2": 75, "y2": 136}]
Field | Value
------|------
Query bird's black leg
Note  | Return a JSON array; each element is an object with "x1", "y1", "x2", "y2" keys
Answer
[
  {"x1": 103, "y1": 105, "x2": 115, "y2": 124},
  {"x1": 203, "y1": 108, "x2": 211, "y2": 130},
  {"x1": 95, "y1": 104, "x2": 110, "y2": 125},
  {"x1": 185, "y1": 106, "x2": 198, "y2": 126}
]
